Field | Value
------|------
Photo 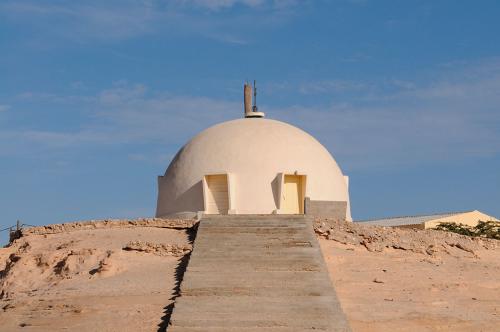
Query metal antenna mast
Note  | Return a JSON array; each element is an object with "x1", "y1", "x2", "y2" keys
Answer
[{"x1": 252, "y1": 80, "x2": 258, "y2": 112}]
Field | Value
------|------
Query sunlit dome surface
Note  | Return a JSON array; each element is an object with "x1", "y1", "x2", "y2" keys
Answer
[{"x1": 156, "y1": 118, "x2": 351, "y2": 220}]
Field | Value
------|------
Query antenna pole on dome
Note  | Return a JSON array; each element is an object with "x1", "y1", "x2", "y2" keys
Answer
[
  {"x1": 253, "y1": 80, "x2": 258, "y2": 113},
  {"x1": 244, "y1": 81, "x2": 252, "y2": 117},
  {"x1": 243, "y1": 80, "x2": 265, "y2": 119}
]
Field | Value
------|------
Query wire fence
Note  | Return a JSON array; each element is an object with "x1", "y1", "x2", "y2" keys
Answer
[
  {"x1": 0, "y1": 221, "x2": 37, "y2": 244},
  {"x1": 0, "y1": 222, "x2": 36, "y2": 233},
  {"x1": 0, "y1": 226, "x2": 14, "y2": 233}
]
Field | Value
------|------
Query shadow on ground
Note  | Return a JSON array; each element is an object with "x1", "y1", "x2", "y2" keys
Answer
[{"x1": 157, "y1": 226, "x2": 198, "y2": 332}]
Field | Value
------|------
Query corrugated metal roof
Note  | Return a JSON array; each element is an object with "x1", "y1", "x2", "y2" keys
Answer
[{"x1": 355, "y1": 211, "x2": 473, "y2": 227}]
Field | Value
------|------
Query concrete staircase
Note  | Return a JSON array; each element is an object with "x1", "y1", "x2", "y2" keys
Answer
[{"x1": 168, "y1": 215, "x2": 351, "y2": 332}]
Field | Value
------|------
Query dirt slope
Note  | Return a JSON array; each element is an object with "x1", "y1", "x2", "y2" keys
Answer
[{"x1": 0, "y1": 218, "x2": 195, "y2": 332}]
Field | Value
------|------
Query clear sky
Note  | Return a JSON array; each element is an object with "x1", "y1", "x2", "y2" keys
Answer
[{"x1": 1, "y1": 0, "x2": 499, "y2": 244}]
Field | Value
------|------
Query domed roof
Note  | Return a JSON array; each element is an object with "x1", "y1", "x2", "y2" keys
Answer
[{"x1": 156, "y1": 118, "x2": 350, "y2": 219}]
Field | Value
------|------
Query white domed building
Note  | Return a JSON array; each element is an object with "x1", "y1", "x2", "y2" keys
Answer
[{"x1": 156, "y1": 84, "x2": 352, "y2": 221}]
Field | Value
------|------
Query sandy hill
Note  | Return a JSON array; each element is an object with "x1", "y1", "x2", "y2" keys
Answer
[{"x1": 0, "y1": 218, "x2": 498, "y2": 332}]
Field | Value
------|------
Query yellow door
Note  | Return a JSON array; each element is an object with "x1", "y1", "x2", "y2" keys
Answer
[
  {"x1": 283, "y1": 175, "x2": 303, "y2": 214},
  {"x1": 205, "y1": 175, "x2": 229, "y2": 214}
]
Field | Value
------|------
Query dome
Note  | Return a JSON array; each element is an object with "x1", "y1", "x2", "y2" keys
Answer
[{"x1": 156, "y1": 118, "x2": 351, "y2": 220}]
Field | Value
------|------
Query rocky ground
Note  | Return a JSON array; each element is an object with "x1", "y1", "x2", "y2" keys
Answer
[
  {"x1": 0, "y1": 217, "x2": 499, "y2": 331},
  {"x1": 0, "y1": 218, "x2": 195, "y2": 331},
  {"x1": 315, "y1": 219, "x2": 500, "y2": 332}
]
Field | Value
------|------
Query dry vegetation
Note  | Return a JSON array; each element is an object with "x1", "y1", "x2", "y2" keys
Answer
[{"x1": 434, "y1": 221, "x2": 500, "y2": 240}]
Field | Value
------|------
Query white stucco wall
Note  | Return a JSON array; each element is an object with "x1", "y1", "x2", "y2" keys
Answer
[{"x1": 156, "y1": 118, "x2": 350, "y2": 218}]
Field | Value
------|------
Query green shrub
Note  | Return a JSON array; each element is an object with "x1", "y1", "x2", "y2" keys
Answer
[{"x1": 434, "y1": 220, "x2": 500, "y2": 240}]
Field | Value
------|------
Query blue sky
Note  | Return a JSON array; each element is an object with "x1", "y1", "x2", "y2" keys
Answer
[{"x1": 1, "y1": 0, "x2": 499, "y2": 244}]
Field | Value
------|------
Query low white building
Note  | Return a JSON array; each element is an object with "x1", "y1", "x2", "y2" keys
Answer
[
  {"x1": 156, "y1": 83, "x2": 351, "y2": 220},
  {"x1": 357, "y1": 210, "x2": 499, "y2": 229}
]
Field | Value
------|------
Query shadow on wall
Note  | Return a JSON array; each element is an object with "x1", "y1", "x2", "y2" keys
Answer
[
  {"x1": 175, "y1": 180, "x2": 204, "y2": 213},
  {"x1": 158, "y1": 180, "x2": 204, "y2": 217},
  {"x1": 157, "y1": 146, "x2": 203, "y2": 216},
  {"x1": 271, "y1": 174, "x2": 281, "y2": 210},
  {"x1": 164, "y1": 147, "x2": 184, "y2": 176}
]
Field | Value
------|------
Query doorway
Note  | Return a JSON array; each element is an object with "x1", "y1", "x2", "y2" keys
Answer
[
  {"x1": 282, "y1": 174, "x2": 305, "y2": 214},
  {"x1": 204, "y1": 174, "x2": 229, "y2": 214}
]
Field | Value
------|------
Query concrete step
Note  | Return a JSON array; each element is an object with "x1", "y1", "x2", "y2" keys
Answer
[
  {"x1": 193, "y1": 237, "x2": 315, "y2": 244},
  {"x1": 170, "y1": 296, "x2": 346, "y2": 329},
  {"x1": 199, "y1": 222, "x2": 311, "y2": 228},
  {"x1": 194, "y1": 237, "x2": 314, "y2": 243},
  {"x1": 170, "y1": 317, "x2": 336, "y2": 330},
  {"x1": 198, "y1": 221, "x2": 312, "y2": 227},
  {"x1": 187, "y1": 255, "x2": 323, "y2": 265},
  {"x1": 180, "y1": 285, "x2": 335, "y2": 297},
  {"x1": 171, "y1": 312, "x2": 339, "y2": 325},
  {"x1": 202, "y1": 214, "x2": 309, "y2": 219},
  {"x1": 193, "y1": 238, "x2": 317, "y2": 247},
  {"x1": 190, "y1": 248, "x2": 317, "y2": 257},
  {"x1": 191, "y1": 247, "x2": 317, "y2": 254},
  {"x1": 192, "y1": 244, "x2": 317, "y2": 252},
  {"x1": 186, "y1": 262, "x2": 322, "y2": 273},
  {"x1": 196, "y1": 230, "x2": 311, "y2": 237},
  {"x1": 182, "y1": 271, "x2": 331, "y2": 283},
  {"x1": 169, "y1": 327, "x2": 333, "y2": 332},
  {"x1": 180, "y1": 279, "x2": 335, "y2": 296}
]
